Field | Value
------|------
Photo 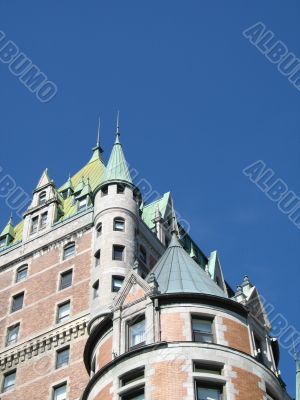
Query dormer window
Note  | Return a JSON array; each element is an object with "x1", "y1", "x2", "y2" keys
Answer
[
  {"x1": 38, "y1": 191, "x2": 47, "y2": 205},
  {"x1": 30, "y1": 216, "x2": 39, "y2": 235},
  {"x1": 78, "y1": 197, "x2": 87, "y2": 211},
  {"x1": 0, "y1": 237, "x2": 7, "y2": 249},
  {"x1": 39, "y1": 212, "x2": 48, "y2": 230}
]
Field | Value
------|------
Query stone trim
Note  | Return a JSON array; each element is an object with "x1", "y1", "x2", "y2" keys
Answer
[{"x1": 0, "y1": 315, "x2": 88, "y2": 371}]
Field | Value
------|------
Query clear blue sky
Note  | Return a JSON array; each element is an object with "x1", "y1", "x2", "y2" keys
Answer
[{"x1": 0, "y1": 1, "x2": 299, "y2": 396}]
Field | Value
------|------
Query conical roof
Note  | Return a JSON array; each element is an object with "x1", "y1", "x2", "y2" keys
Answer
[
  {"x1": 103, "y1": 132, "x2": 132, "y2": 184},
  {"x1": 148, "y1": 234, "x2": 226, "y2": 297}
]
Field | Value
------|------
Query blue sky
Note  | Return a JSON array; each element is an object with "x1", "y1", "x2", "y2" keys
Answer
[{"x1": 0, "y1": 0, "x2": 299, "y2": 395}]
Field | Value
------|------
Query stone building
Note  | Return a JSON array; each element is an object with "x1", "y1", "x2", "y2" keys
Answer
[{"x1": 0, "y1": 120, "x2": 295, "y2": 399}]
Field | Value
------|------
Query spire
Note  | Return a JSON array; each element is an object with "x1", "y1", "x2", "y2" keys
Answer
[
  {"x1": 102, "y1": 115, "x2": 132, "y2": 185},
  {"x1": 294, "y1": 338, "x2": 300, "y2": 400},
  {"x1": 0, "y1": 215, "x2": 15, "y2": 240},
  {"x1": 116, "y1": 110, "x2": 120, "y2": 143},
  {"x1": 89, "y1": 117, "x2": 104, "y2": 164}
]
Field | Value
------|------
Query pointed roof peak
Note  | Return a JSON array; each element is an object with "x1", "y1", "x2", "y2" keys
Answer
[
  {"x1": 169, "y1": 232, "x2": 182, "y2": 248},
  {"x1": 90, "y1": 117, "x2": 104, "y2": 164},
  {"x1": 36, "y1": 168, "x2": 51, "y2": 189},
  {"x1": 116, "y1": 110, "x2": 120, "y2": 143},
  {"x1": 1, "y1": 215, "x2": 15, "y2": 238}
]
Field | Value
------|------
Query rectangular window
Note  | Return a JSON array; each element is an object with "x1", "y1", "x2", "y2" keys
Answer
[
  {"x1": 194, "y1": 362, "x2": 222, "y2": 375},
  {"x1": 254, "y1": 334, "x2": 264, "y2": 363},
  {"x1": 2, "y1": 370, "x2": 16, "y2": 393},
  {"x1": 129, "y1": 318, "x2": 145, "y2": 349},
  {"x1": 122, "y1": 390, "x2": 145, "y2": 400},
  {"x1": 30, "y1": 216, "x2": 39, "y2": 234},
  {"x1": 192, "y1": 317, "x2": 214, "y2": 343},
  {"x1": 60, "y1": 270, "x2": 73, "y2": 290},
  {"x1": 93, "y1": 280, "x2": 99, "y2": 299},
  {"x1": 6, "y1": 324, "x2": 20, "y2": 346},
  {"x1": 112, "y1": 276, "x2": 124, "y2": 292},
  {"x1": 114, "y1": 218, "x2": 125, "y2": 232},
  {"x1": 53, "y1": 383, "x2": 67, "y2": 400},
  {"x1": 197, "y1": 385, "x2": 222, "y2": 400},
  {"x1": 16, "y1": 265, "x2": 28, "y2": 282},
  {"x1": 57, "y1": 301, "x2": 70, "y2": 324},
  {"x1": 11, "y1": 292, "x2": 24, "y2": 313},
  {"x1": 121, "y1": 368, "x2": 145, "y2": 387},
  {"x1": 113, "y1": 245, "x2": 124, "y2": 261},
  {"x1": 56, "y1": 347, "x2": 70, "y2": 369},
  {"x1": 63, "y1": 243, "x2": 75, "y2": 260},
  {"x1": 39, "y1": 212, "x2": 48, "y2": 229}
]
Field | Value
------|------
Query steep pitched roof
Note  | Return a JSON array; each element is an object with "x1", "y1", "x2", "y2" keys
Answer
[
  {"x1": 103, "y1": 133, "x2": 132, "y2": 184},
  {"x1": 141, "y1": 192, "x2": 170, "y2": 230},
  {"x1": 0, "y1": 217, "x2": 15, "y2": 239},
  {"x1": 148, "y1": 233, "x2": 227, "y2": 297}
]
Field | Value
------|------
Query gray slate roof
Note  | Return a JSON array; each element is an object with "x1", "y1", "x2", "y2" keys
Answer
[{"x1": 149, "y1": 234, "x2": 227, "y2": 297}]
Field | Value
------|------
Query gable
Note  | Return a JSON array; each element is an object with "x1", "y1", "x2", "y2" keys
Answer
[{"x1": 124, "y1": 283, "x2": 146, "y2": 306}]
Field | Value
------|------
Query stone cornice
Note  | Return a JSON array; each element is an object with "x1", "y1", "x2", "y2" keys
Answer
[{"x1": 0, "y1": 315, "x2": 89, "y2": 371}]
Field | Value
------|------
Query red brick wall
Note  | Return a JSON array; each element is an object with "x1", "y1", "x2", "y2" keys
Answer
[
  {"x1": 160, "y1": 312, "x2": 187, "y2": 341},
  {"x1": 150, "y1": 360, "x2": 188, "y2": 400},
  {"x1": 97, "y1": 335, "x2": 113, "y2": 370},
  {"x1": 223, "y1": 317, "x2": 252, "y2": 355},
  {"x1": 232, "y1": 367, "x2": 264, "y2": 399},
  {"x1": 94, "y1": 383, "x2": 112, "y2": 400}
]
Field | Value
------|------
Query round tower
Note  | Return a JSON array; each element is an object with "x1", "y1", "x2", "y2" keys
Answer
[{"x1": 91, "y1": 121, "x2": 142, "y2": 316}]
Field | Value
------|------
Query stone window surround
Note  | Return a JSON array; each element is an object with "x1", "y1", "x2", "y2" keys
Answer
[
  {"x1": 62, "y1": 241, "x2": 76, "y2": 261},
  {"x1": 15, "y1": 263, "x2": 29, "y2": 283},
  {"x1": 190, "y1": 312, "x2": 217, "y2": 344},
  {"x1": 113, "y1": 217, "x2": 126, "y2": 232},
  {"x1": 58, "y1": 268, "x2": 73, "y2": 291},
  {"x1": 51, "y1": 380, "x2": 69, "y2": 400},
  {"x1": 56, "y1": 299, "x2": 71, "y2": 325},
  {"x1": 1, "y1": 368, "x2": 16, "y2": 393},
  {"x1": 5, "y1": 322, "x2": 21, "y2": 347},
  {"x1": 11, "y1": 291, "x2": 25, "y2": 313}
]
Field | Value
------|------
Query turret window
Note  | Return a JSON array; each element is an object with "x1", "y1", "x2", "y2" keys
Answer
[
  {"x1": 117, "y1": 184, "x2": 125, "y2": 194},
  {"x1": 38, "y1": 191, "x2": 47, "y2": 205},
  {"x1": 101, "y1": 185, "x2": 108, "y2": 196},
  {"x1": 30, "y1": 216, "x2": 39, "y2": 234},
  {"x1": 128, "y1": 317, "x2": 145, "y2": 349},
  {"x1": 39, "y1": 212, "x2": 48, "y2": 229},
  {"x1": 16, "y1": 265, "x2": 28, "y2": 282},
  {"x1": 114, "y1": 217, "x2": 125, "y2": 232},
  {"x1": 93, "y1": 280, "x2": 99, "y2": 298},
  {"x1": 96, "y1": 222, "x2": 102, "y2": 237},
  {"x1": 196, "y1": 384, "x2": 222, "y2": 400},
  {"x1": 94, "y1": 250, "x2": 101, "y2": 267},
  {"x1": 63, "y1": 242, "x2": 75, "y2": 260},
  {"x1": 113, "y1": 245, "x2": 124, "y2": 261},
  {"x1": 192, "y1": 317, "x2": 214, "y2": 343},
  {"x1": 112, "y1": 275, "x2": 124, "y2": 292}
]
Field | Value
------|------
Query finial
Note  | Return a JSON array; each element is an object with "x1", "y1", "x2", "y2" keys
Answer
[
  {"x1": 97, "y1": 117, "x2": 101, "y2": 147},
  {"x1": 116, "y1": 111, "x2": 120, "y2": 143}
]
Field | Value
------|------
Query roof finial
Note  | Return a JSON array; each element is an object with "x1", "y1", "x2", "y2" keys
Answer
[
  {"x1": 97, "y1": 117, "x2": 101, "y2": 147},
  {"x1": 116, "y1": 110, "x2": 120, "y2": 143}
]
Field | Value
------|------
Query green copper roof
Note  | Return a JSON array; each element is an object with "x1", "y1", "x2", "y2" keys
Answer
[
  {"x1": 103, "y1": 133, "x2": 132, "y2": 184},
  {"x1": 142, "y1": 192, "x2": 170, "y2": 230},
  {"x1": 0, "y1": 217, "x2": 15, "y2": 239},
  {"x1": 59, "y1": 175, "x2": 74, "y2": 193},
  {"x1": 148, "y1": 233, "x2": 227, "y2": 297}
]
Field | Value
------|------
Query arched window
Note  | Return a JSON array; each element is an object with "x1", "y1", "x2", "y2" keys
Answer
[
  {"x1": 16, "y1": 264, "x2": 28, "y2": 282},
  {"x1": 113, "y1": 217, "x2": 125, "y2": 232},
  {"x1": 38, "y1": 191, "x2": 47, "y2": 205},
  {"x1": 96, "y1": 222, "x2": 102, "y2": 237},
  {"x1": 63, "y1": 242, "x2": 75, "y2": 260},
  {"x1": 94, "y1": 250, "x2": 100, "y2": 267}
]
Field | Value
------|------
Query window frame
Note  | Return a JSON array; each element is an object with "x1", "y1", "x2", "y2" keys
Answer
[
  {"x1": 6, "y1": 323, "x2": 20, "y2": 346},
  {"x1": 121, "y1": 388, "x2": 145, "y2": 400},
  {"x1": 113, "y1": 217, "x2": 125, "y2": 232},
  {"x1": 112, "y1": 275, "x2": 124, "y2": 292},
  {"x1": 195, "y1": 382, "x2": 223, "y2": 400},
  {"x1": 93, "y1": 280, "x2": 99, "y2": 299},
  {"x1": 127, "y1": 315, "x2": 146, "y2": 350},
  {"x1": 38, "y1": 191, "x2": 47, "y2": 206},
  {"x1": 113, "y1": 244, "x2": 125, "y2": 261},
  {"x1": 191, "y1": 315, "x2": 214, "y2": 344},
  {"x1": 56, "y1": 346, "x2": 70, "y2": 369},
  {"x1": 94, "y1": 250, "x2": 101, "y2": 267},
  {"x1": 59, "y1": 270, "x2": 73, "y2": 291},
  {"x1": 11, "y1": 292, "x2": 24, "y2": 313},
  {"x1": 16, "y1": 264, "x2": 28, "y2": 283},
  {"x1": 30, "y1": 216, "x2": 39, "y2": 235},
  {"x1": 96, "y1": 222, "x2": 102, "y2": 237},
  {"x1": 56, "y1": 301, "x2": 71, "y2": 324},
  {"x1": 52, "y1": 382, "x2": 67, "y2": 400},
  {"x1": 63, "y1": 242, "x2": 75, "y2": 260},
  {"x1": 2, "y1": 370, "x2": 16, "y2": 393},
  {"x1": 39, "y1": 211, "x2": 48, "y2": 230}
]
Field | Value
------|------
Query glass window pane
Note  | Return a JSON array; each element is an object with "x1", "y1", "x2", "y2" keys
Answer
[
  {"x1": 58, "y1": 302, "x2": 70, "y2": 323},
  {"x1": 193, "y1": 319, "x2": 212, "y2": 333},
  {"x1": 113, "y1": 245, "x2": 124, "y2": 261},
  {"x1": 63, "y1": 243, "x2": 75, "y2": 260},
  {"x1": 197, "y1": 387, "x2": 221, "y2": 400},
  {"x1": 30, "y1": 217, "x2": 39, "y2": 234},
  {"x1": 56, "y1": 348, "x2": 69, "y2": 368},
  {"x1": 12, "y1": 293, "x2": 24, "y2": 312},
  {"x1": 129, "y1": 320, "x2": 145, "y2": 348},
  {"x1": 6, "y1": 324, "x2": 19, "y2": 346},
  {"x1": 60, "y1": 271, "x2": 72, "y2": 290},
  {"x1": 3, "y1": 371, "x2": 16, "y2": 392},
  {"x1": 40, "y1": 212, "x2": 48, "y2": 229},
  {"x1": 53, "y1": 383, "x2": 67, "y2": 400},
  {"x1": 16, "y1": 265, "x2": 28, "y2": 282},
  {"x1": 0, "y1": 237, "x2": 7, "y2": 248},
  {"x1": 112, "y1": 276, "x2": 124, "y2": 292}
]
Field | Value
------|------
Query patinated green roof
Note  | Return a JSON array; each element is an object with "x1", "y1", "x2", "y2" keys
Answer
[
  {"x1": 141, "y1": 192, "x2": 170, "y2": 230},
  {"x1": 148, "y1": 233, "x2": 226, "y2": 297},
  {"x1": 59, "y1": 175, "x2": 74, "y2": 193},
  {"x1": 103, "y1": 133, "x2": 132, "y2": 184}
]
